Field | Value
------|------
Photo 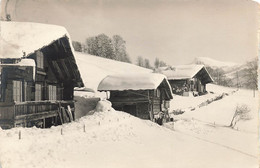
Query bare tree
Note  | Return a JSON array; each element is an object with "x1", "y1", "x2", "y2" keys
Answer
[
  {"x1": 229, "y1": 104, "x2": 251, "y2": 128},
  {"x1": 243, "y1": 58, "x2": 258, "y2": 90}
]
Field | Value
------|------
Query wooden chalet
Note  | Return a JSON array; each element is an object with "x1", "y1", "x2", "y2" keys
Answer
[
  {"x1": 0, "y1": 21, "x2": 84, "y2": 129},
  {"x1": 158, "y1": 65, "x2": 213, "y2": 96},
  {"x1": 97, "y1": 73, "x2": 173, "y2": 121}
]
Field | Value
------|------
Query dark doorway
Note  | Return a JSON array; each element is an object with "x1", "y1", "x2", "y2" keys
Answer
[{"x1": 123, "y1": 105, "x2": 137, "y2": 117}]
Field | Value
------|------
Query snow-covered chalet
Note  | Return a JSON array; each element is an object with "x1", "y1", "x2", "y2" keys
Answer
[
  {"x1": 158, "y1": 65, "x2": 213, "y2": 96},
  {"x1": 0, "y1": 21, "x2": 84, "y2": 129},
  {"x1": 97, "y1": 73, "x2": 173, "y2": 121}
]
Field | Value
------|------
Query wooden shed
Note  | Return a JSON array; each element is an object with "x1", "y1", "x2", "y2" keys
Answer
[
  {"x1": 158, "y1": 65, "x2": 213, "y2": 96},
  {"x1": 97, "y1": 73, "x2": 173, "y2": 121},
  {"x1": 0, "y1": 21, "x2": 84, "y2": 129}
]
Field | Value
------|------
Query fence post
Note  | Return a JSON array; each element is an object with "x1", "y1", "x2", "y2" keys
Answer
[{"x1": 19, "y1": 130, "x2": 21, "y2": 140}]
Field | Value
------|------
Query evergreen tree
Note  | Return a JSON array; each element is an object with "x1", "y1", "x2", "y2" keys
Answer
[
  {"x1": 154, "y1": 57, "x2": 160, "y2": 68},
  {"x1": 144, "y1": 58, "x2": 151, "y2": 69},
  {"x1": 137, "y1": 56, "x2": 144, "y2": 67}
]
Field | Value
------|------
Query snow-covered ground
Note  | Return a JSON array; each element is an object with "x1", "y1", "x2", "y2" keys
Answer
[
  {"x1": 166, "y1": 85, "x2": 259, "y2": 164},
  {"x1": 0, "y1": 52, "x2": 258, "y2": 168},
  {"x1": 170, "y1": 84, "x2": 237, "y2": 112},
  {"x1": 0, "y1": 85, "x2": 258, "y2": 168}
]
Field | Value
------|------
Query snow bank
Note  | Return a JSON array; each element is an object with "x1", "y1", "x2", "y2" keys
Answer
[
  {"x1": 0, "y1": 109, "x2": 257, "y2": 168},
  {"x1": 94, "y1": 100, "x2": 112, "y2": 112}
]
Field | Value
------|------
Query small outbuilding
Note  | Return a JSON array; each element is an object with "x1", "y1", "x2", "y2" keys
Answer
[
  {"x1": 158, "y1": 65, "x2": 213, "y2": 96},
  {"x1": 97, "y1": 73, "x2": 173, "y2": 121}
]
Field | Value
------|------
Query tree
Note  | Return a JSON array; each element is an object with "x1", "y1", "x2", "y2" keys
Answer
[
  {"x1": 206, "y1": 66, "x2": 232, "y2": 87},
  {"x1": 96, "y1": 34, "x2": 115, "y2": 59},
  {"x1": 144, "y1": 58, "x2": 151, "y2": 69},
  {"x1": 85, "y1": 36, "x2": 98, "y2": 56},
  {"x1": 243, "y1": 58, "x2": 258, "y2": 90},
  {"x1": 112, "y1": 35, "x2": 125, "y2": 61},
  {"x1": 85, "y1": 34, "x2": 115, "y2": 59},
  {"x1": 112, "y1": 35, "x2": 131, "y2": 63},
  {"x1": 85, "y1": 34, "x2": 131, "y2": 63},
  {"x1": 229, "y1": 104, "x2": 251, "y2": 128},
  {"x1": 159, "y1": 60, "x2": 167, "y2": 67},
  {"x1": 72, "y1": 41, "x2": 83, "y2": 52},
  {"x1": 121, "y1": 53, "x2": 132, "y2": 63},
  {"x1": 137, "y1": 56, "x2": 144, "y2": 67},
  {"x1": 154, "y1": 58, "x2": 160, "y2": 68}
]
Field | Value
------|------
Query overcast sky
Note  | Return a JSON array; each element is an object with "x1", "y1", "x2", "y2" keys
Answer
[{"x1": 0, "y1": 0, "x2": 259, "y2": 65}]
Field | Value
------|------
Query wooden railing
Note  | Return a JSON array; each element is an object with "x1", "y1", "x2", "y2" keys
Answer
[
  {"x1": 14, "y1": 101, "x2": 59, "y2": 116},
  {"x1": 0, "y1": 100, "x2": 75, "y2": 119},
  {"x1": 0, "y1": 102, "x2": 15, "y2": 120}
]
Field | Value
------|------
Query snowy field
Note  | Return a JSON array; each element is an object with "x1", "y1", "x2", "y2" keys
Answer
[
  {"x1": 0, "y1": 85, "x2": 259, "y2": 168},
  {"x1": 166, "y1": 85, "x2": 259, "y2": 164}
]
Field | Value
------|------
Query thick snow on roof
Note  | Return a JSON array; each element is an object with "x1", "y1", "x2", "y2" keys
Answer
[
  {"x1": 0, "y1": 21, "x2": 69, "y2": 59},
  {"x1": 74, "y1": 52, "x2": 152, "y2": 92},
  {"x1": 98, "y1": 73, "x2": 170, "y2": 91},
  {"x1": 160, "y1": 64, "x2": 203, "y2": 80},
  {"x1": 160, "y1": 64, "x2": 213, "y2": 81}
]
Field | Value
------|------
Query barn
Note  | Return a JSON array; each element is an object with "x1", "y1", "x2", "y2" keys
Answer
[
  {"x1": 97, "y1": 73, "x2": 173, "y2": 121},
  {"x1": 158, "y1": 65, "x2": 213, "y2": 96},
  {"x1": 0, "y1": 21, "x2": 84, "y2": 129}
]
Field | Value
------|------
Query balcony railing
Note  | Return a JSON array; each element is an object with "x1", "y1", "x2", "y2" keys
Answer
[{"x1": 0, "y1": 100, "x2": 74, "y2": 119}]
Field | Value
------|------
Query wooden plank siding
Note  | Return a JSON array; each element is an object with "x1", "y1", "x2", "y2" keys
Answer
[
  {"x1": 109, "y1": 87, "x2": 169, "y2": 120},
  {"x1": 0, "y1": 37, "x2": 83, "y2": 129}
]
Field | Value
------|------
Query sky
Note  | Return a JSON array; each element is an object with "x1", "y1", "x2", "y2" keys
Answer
[{"x1": 0, "y1": 0, "x2": 259, "y2": 65}]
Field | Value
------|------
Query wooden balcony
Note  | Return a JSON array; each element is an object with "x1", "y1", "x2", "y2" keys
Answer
[{"x1": 0, "y1": 100, "x2": 75, "y2": 129}]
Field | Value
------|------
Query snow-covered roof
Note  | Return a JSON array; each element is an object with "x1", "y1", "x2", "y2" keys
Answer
[
  {"x1": 0, "y1": 21, "x2": 70, "y2": 59},
  {"x1": 98, "y1": 73, "x2": 172, "y2": 92},
  {"x1": 159, "y1": 64, "x2": 214, "y2": 83}
]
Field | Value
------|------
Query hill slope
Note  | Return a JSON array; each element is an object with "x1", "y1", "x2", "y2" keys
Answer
[
  {"x1": 192, "y1": 57, "x2": 241, "y2": 72},
  {"x1": 74, "y1": 52, "x2": 152, "y2": 91},
  {"x1": 191, "y1": 57, "x2": 256, "y2": 88}
]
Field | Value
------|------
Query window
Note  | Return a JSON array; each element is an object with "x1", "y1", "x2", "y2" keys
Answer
[
  {"x1": 155, "y1": 88, "x2": 160, "y2": 97},
  {"x1": 13, "y1": 80, "x2": 22, "y2": 102},
  {"x1": 48, "y1": 85, "x2": 57, "y2": 100},
  {"x1": 36, "y1": 51, "x2": 44, "y2": 69},
  {"x1": 35, "y1": 84, "x2": 42, "y2": 101}
]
